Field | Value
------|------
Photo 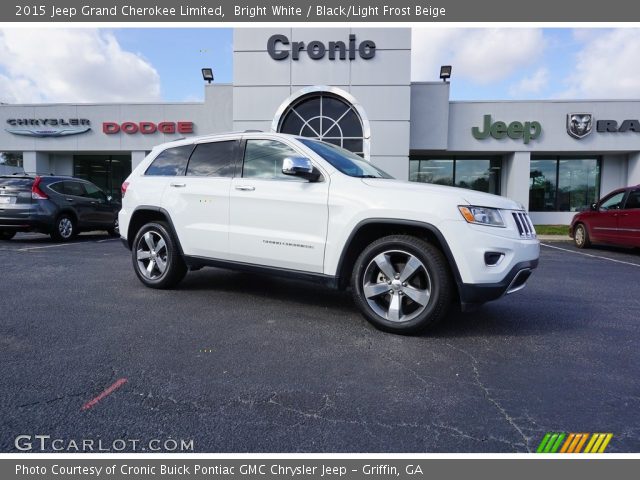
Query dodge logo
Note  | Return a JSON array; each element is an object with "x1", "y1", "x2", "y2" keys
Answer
[{"x1": 567, "y1": 113, "x2": 593, "y2": 139}]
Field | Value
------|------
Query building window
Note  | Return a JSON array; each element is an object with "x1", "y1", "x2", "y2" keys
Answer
[
  {"x1": 529, "y1": 157, "x2": 600, "y2": 212},
  {"x1": 0, "y1": 152, "x2": 23, "y2": 168},
  {"x1": 409, "y1": 157, "x2": 502, "y2": 195},
  {"x1": 277, "y1": 91, "x2": 366, "y2": 157}
]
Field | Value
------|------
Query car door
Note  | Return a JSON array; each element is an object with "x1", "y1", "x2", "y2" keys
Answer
[
  {"x1": 161, "y1": 138, "x2": 238, "y2": 259},
  {"x1": 82, "y1": 182, "x2": 116, "y2": 226},
  {"x1": 589, "y1": 191, "x2": 626, "y2": 243},
  {"x1": 618, "y1": 188, "x2": 640, "y2": 247},
  {"x1": 62, "y1": 181, "x2": 94, "y2": 227},
  {"x1": 228, "y1": 137, "x2": 329, "y2": 273}
]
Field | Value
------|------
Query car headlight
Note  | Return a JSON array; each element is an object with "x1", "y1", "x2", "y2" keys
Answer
[{"x1": 458, "y1": 206, "x2": 505, "y2": 227}]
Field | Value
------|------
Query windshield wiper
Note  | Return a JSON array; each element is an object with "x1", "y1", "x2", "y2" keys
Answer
[{"x1": 356, "y1": 175, "x2": 381, "y2": 178}]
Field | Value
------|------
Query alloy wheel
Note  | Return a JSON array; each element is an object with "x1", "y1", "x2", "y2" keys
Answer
[
  {"x1": 136, "y1": 230, "x2": 168, "y2": 280},
  {"x1": 362, "y1": 249, "x2": 432, "y2": 323},
  {"x1": 58, "y1": 217, "x2": 73, "y2": 239}
]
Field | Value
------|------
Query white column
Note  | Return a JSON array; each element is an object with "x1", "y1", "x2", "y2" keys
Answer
[
  {"x1": 501, "y1": 151, "x2": 531, "y2": 209},
  {"x1": 628, "y1": 152, "x2": 640, "y2": 186},
  {"x1": 131, "y1": 151, "x2": 148, "y2": 171},
  {"x1": 22, "y1": 152, "x2": 50, "y2": 174}
]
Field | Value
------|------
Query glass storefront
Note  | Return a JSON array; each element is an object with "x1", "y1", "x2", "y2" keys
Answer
[
  {"x1": 409, "y1": 157, "x2": 502, "y2": 195},
  {"x1": 0, "y1": 152, "x2": 23, "y2": 168},
  {"x1": 73, "y1": 155, "x2": 131, "y2": 201},
  {"x1": 529, "y1": 157, "x2": 600, "y2": 212}
]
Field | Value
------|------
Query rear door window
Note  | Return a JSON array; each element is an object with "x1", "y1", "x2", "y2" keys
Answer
[
  {"x1": 64, "y1": 181, "x2": 87, "y2": 197},
  {"x1": 145, "y1": 145, "x2": 193, "y2": 176},
  {"x1": 186, "y1": 140, "x2": 237, "y2": 177},
  {"x1": 624, "y1": 190, "x2": 640, "y2": 210}
]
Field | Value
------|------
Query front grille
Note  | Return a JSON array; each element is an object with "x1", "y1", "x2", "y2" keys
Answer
[{"x1": 512, "y1": 212, "x2": 536, "y2": 238}]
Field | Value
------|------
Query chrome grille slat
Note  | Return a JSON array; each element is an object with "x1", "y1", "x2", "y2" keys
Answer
[{"x1": 512, "y1": 212, "x2": 536, "y2": 239}]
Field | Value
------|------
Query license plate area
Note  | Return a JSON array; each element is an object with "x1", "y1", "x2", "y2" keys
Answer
[{"x1": 0, "y1": 196, "x2": 16, "y2": 204}]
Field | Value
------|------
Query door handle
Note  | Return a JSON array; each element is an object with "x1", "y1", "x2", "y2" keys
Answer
[
  {"x1": 235, "y1": 185, "x2": 255, "y2": 191},
  {"x1": 170, "y1": 182, "x2": 186, "y2": 188},
  {"x1": 65, "y1": 198, "x2": 74, "y2": 202}
]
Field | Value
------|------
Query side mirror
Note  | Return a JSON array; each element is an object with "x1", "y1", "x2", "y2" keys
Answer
[
  {"x1": 590, "y1": 203, "x2": 597, "y2": 211},
  {"x1": 282, "y1": 157, "x2": 320, "y2": 182}
]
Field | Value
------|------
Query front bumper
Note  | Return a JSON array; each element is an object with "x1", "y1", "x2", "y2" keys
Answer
[{"x1": 458, "y1": 259, "x2": 539, "y2": 309}]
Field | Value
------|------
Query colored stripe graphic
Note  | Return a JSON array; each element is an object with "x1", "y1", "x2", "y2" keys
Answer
[{"x1": 537, "y1": 433, "x2": 612, "y2": 453}]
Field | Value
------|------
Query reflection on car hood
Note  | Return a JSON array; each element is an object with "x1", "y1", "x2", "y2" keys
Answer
[{"x1": 360, "y1": 178, "x2": 522, "y2": 210}]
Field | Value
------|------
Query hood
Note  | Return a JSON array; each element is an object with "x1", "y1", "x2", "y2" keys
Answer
[{"x1": 361, "y1": 179, "x2": 523, "y2": 210}]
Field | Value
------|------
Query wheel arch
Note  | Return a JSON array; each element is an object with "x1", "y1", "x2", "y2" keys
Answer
[
  {"x1": 335, "y1": 219, "x2": 463, "y2": 294},
  {"x1": 126, "y1": 206, "x2": 183, "y2": 254}
]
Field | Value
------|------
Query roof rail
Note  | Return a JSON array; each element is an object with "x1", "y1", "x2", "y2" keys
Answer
[{"x1": 243, "y1": 129, "x2": 263, "y2": 133}]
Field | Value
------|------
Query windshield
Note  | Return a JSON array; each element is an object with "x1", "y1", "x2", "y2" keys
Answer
[{"x1": 299, "y1": 139, "x2": 393, "y2": 179}]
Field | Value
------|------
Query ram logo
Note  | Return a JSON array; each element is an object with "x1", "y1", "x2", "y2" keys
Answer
[{"x1": 567, "y1": 113, "x2": 593, "y2": 139}]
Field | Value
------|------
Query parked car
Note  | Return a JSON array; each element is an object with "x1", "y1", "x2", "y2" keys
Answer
[
  {"x1": 119, "y1": 132, "x2": 539, "y2": 334},
  {"x1": 569, "y1": 185, "x2": 640, "y2": 249},
  {"x1": 0, "y1": 174, "x2": 120, "y2": 241}
]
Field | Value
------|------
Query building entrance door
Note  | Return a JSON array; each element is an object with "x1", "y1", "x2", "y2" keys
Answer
[{"x1": 73, "y1": 155, "x2": 131, "y2": 201}]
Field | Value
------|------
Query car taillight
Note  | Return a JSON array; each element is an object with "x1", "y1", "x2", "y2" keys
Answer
[
  {"x1": 121, "y1": 181, "x2": 129, "y2": 198},
  {"x1": 31, "y1": 176, "x2": 48, "y2": 200}
]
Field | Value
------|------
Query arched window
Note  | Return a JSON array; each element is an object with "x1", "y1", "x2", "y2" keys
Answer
[{"x1": 273, "y1": 88, "x2": 369, "y2": 158}]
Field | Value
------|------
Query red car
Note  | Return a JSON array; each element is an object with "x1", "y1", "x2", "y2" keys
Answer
[{"x1": 569, "y1": 185, "x2": 640, "y2": 248}]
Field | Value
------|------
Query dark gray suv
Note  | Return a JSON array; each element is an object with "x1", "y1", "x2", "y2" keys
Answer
[{"x1": 0, "y1": 174, "x2": 120, "y2": 241}]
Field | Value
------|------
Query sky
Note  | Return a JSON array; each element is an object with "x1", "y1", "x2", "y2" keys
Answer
[{"x1": 1, "y1": 28, "x2": 640, "y2": 103}]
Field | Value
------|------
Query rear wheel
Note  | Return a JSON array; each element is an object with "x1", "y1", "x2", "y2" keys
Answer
[
  {"x1": 0, "y1": 230, "x2": 16, "y2": 241},
  {"x1": 574, "y1": 223, "x2": 591, "y2": 249},
  {"x1": 351, "y1": 235, "x2": 453, "y2": 335},
  {"x1": 51, "y1": 214, "x2": 76, "y2": 242},
  {"x1": 132, "y1": 221, "x2": 187, "y2": 289}
]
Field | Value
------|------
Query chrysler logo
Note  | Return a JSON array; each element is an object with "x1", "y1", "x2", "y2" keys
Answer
[{"x1": 567, "y1": 113, "x2": 593, "y2": 139}]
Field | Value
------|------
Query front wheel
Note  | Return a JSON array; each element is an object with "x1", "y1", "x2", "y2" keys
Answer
[
  {"x1": 574, "y1": 223, "x2": 591, "y2": 249},
  {"x1": 132, "y1": 222, "x2": 187, "y2": 289},
  {"x1": 107, "y1": 218, "x2": 119, "y2": 237},
  {"x1": 351, "y1": 235, "x2": 453, "y2": 335}
]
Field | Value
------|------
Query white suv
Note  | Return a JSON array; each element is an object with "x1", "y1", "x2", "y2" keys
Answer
[{"x1": 119, "y1": 132, "x2": 539, "y2": 334}]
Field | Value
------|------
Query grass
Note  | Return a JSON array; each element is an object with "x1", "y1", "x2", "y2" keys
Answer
[{"x1": 534, "y1": 225, "x2": 570, "y2": 236}]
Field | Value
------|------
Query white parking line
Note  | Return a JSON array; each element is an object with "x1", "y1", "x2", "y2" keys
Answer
[
  {"x1": 17, "y1": 242, "x2": 86, "y2": 252},
  {"x1": 541, "y1": 243, "x2": 640, "y2": 268}
]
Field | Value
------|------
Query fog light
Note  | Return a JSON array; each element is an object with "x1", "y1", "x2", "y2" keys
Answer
[{"x1": 484, "y1": 251, "x2": 504, "y2": 266}]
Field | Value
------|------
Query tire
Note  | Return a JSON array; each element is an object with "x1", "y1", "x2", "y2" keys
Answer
[
  {"x1": 50, "y1": 214, "x2": 77, "y2": 242},
  {"x1": 351, "y1": 235, "x2": 453, "y2": 335},
  {"x1": 574, "y1": 223, "x2": 591, "y2": 249},
  {"x1": 107, "y1": 218, "x2": 119, "y2": 237},
  {"x1": 0, "y1": 230, "x2": 16, "y2": 241},
  {"x1": 131, "y1": 221, "x2": 187, "y2": 289}
]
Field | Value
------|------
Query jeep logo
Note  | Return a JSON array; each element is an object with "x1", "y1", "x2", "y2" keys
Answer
[
  {"x1": 472, "y1": 115, "x2": 542, "y2": 144},
  {"x1": 267, "y1": 34, "x2": 376, "y2": 61}
]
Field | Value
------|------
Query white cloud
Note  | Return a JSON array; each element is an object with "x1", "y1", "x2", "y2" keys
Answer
[
  {"x1": 411, "y1": 28, "x2": 545, "y2": 84},
  {"x1": 557, "y1": 29, "x2": 640, "y2": 99},
  {"x1": 509, "y1": 68, "x2": 549, "y2": 96},
  {"x1": 0, "y1": 29, "x2": 161, "y2": 103}
]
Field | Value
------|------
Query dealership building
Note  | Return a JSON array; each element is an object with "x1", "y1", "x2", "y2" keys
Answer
[{"x1": 2, "y1": 28, "x2": 640, "y2": 224}]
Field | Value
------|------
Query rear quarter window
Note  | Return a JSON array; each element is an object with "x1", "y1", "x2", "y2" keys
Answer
[{"x1": 145, "y1": 145, "x2": 194, "y2": 176}]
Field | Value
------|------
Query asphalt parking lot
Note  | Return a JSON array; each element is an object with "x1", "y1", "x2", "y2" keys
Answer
[{"x1": 0, "y1": 233, "x2": 638, "y2": 453}]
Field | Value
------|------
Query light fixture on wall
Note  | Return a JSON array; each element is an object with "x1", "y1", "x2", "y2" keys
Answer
[
  {"x1": 440, "y1": 65, "x2": 452, "y2": 82},
  {"x1": 201, "y1": 68, "x2": 214, "y2": 84}
]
